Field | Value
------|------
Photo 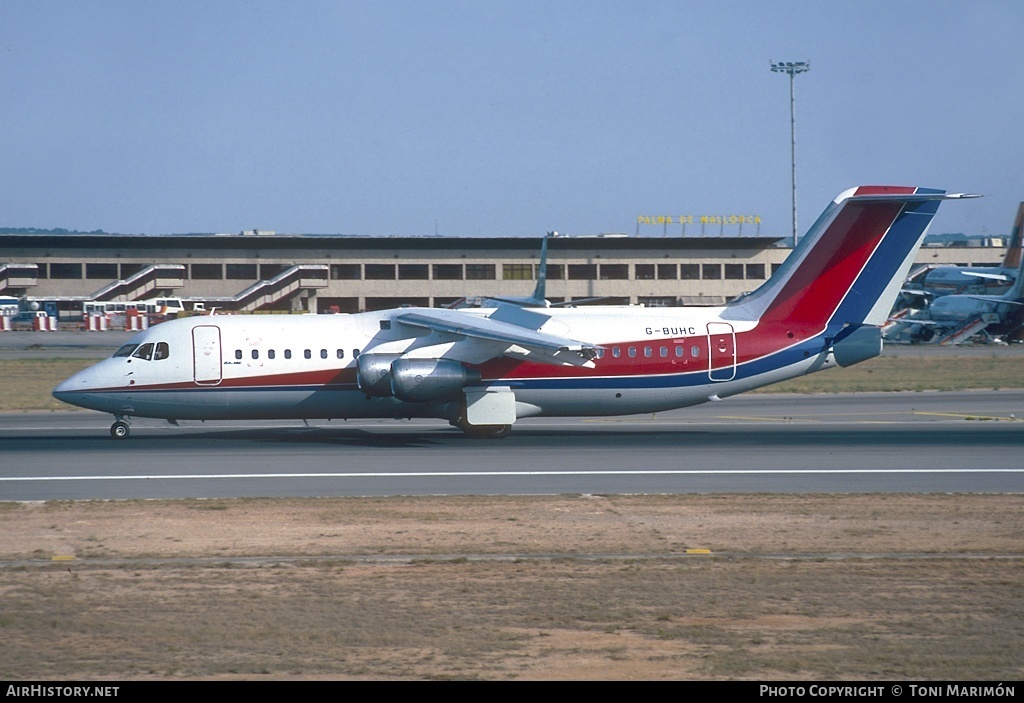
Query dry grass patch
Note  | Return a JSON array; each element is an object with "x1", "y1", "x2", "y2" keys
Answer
[
  {"x1": 755, "y1": 354, "x2": 1024, "y2": 393},
  {"x1": 0, "y1": 495, "x2": 1022, "y2": 680}
]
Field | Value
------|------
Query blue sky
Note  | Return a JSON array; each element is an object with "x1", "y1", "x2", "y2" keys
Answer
[{"x1": 2, "y1": 1, "x2": 1022, "y2": 238}]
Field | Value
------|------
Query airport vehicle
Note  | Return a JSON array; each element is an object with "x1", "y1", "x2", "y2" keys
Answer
[
  {"x1": 53, "y1": 186, "x2": 972, "y2": 439},
  {"x1": 0, "y1": 296, "x2": 19, "y2": 317},
  {"x1": 83, "y1": 298, "x2": 202, "y2": 317}
]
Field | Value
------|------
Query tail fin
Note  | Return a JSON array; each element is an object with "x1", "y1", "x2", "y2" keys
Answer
[
  {"x1": 1001, "y1": 217, "x2": 1024, "y2": 301},
  {"x1": 530, "y1": 234, "x2": 549, "y2": 303},
  {"x1": 728, "y1": 186, "x2": 978, "y2": 329},
  {"x1": 1001, "y1": 202, "x2": 1024, "y2": 271}
]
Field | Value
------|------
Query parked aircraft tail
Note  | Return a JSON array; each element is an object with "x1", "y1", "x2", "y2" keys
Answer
[{"x1": 1002, "y1": 202, "x2": 1024, "y2": 271}]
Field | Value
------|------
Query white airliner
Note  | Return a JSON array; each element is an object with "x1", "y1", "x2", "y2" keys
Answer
[
  {"x1": 53, "y1": 186, "x2": 974, "y2": 439},
  {"x1": 887, "y1": 242, "x2": 1024, "y2": 345},
  {"x1": 914, "y1": 201, "x2": 1023, "y2": 293}
]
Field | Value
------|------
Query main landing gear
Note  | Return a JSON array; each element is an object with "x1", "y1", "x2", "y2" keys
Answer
[
  {"x1": 454, "y1": 419, "x2": 513, "y2": 439},
  {"x1": 110, "y1": 417, "x2": 131, "y2": 439}
]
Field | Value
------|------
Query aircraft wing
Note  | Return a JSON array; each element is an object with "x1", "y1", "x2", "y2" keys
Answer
[
  {"x1": 887, "y1": 317, "x2": 943, "y2": 326},
  {"x1": 966, "y1": 296, "x2": 1024, "y2": 306},
  {"x1": 961, "y1": 271, "x2": 1013, "y2": 282},
  {"x1": 395, "y1": 308, "x2": 599, "y2": 367}
]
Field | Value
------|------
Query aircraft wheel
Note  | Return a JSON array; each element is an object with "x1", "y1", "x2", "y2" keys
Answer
[
  {"x1": 459, "y1": 422, "x2": 512, "y2": 439},
  {"x1": 110, "y1": 421, "x2": 130, "y2": 440}
]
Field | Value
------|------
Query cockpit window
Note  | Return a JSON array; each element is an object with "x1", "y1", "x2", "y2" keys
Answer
[
  {"x1": 114, "y1": 344, "x2": 138, "y2": 358},
  {"x1": 154, "y1": 342, "x2": 170, "y2": 360},
  {"x1": 131, "y1": 343, "x2": 155, "y2": 361}
]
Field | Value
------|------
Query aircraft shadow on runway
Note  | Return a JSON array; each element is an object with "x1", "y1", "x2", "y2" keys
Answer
[{"x1": 8, "y1": 424, "x2": 1024, "y2": 450}]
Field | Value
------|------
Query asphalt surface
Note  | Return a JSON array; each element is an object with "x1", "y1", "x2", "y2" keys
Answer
[{"x1": 2, "y1": 391, "x2": 1022, "y2": 500}]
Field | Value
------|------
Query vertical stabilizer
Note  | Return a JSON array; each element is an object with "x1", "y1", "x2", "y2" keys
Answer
[
  {"x1": 726, "y1": 187, "x2": 975, "y2": 332},
  {"x1": 530, "y1": 234, "x2": 549, "y2": 303},
  {"x1": 1002, "y1": 202, "x2": 1024, "y2": 271}
]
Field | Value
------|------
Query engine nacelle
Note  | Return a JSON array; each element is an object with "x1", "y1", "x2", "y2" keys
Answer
[
  {"x1": 390, "y1": 358, "x2": 482, "y2": 403},
  {"x1": 356, "y1": 353, "x2": 403, "y2": 397}
]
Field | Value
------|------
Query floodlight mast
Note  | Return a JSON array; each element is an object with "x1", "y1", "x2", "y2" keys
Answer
[{"x1": 771, "y1": 60, "x2": 810, "y2": 247}]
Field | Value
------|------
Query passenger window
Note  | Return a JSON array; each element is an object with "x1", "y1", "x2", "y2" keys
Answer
[
  {"x1": 660, "y1": 346, "x2": 668, "y2": 358},
  {"x1": 304, "y1": 349, "x2": 311, "y2": 359},
  {"x1": 675, "y1": 346, "x2": 684, "y2": 357},
  {"x1": 354, "y1": 349, "x2": 360, "y2": 358},
  {"x1": 252, "y1": 350, "x2": 259, "y2": 360},
  {"x1": 268, "y1": 349, "x2": 276, "y2": 360},
  {"x1": 691, "y1": 345, "x2": 700, "y2": 357},
  {"x1": 612, "y1": 347, "x2": 621, "y2": 358},
  {"x1": 628, "y1": 346, "x2": 636, "y2": 358},
  {"x1": 595, "y1": 347, "x2": 605, "y2": 359},
  {"x1": 337, "y1": 349, "x2": 345, "y2": 359},
  {"x1": 114, "y1": 344, "x2": 137, "y2": 358},
  {"x1": 131, "y1": 343, "x2": 154, "y2": 361},
  {"x1": 154, "y1": 342, "x2": 170, "y2": 360},
  {"x1": 235, "y1": 349, "x2": 242, "y2": 360},
  {"x1": 320, "y1": 349, "x2": 328, "y2": 359},
  {"x1": 284, "y1": 349, "x2": 292, "y2": 359},
  {"x1": 644, "y1": 346, "x2": 652, "y2": 358}
]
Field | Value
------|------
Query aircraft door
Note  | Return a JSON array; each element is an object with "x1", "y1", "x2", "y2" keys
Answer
[
  {"x1": 192, "y1": 325, "x2": 223, "y2": 385},
  {"x1": 706, "y1": 322, "x2": 736, "y2": 382}
]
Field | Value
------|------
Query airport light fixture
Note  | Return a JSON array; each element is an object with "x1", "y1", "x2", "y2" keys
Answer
[{"x1": 771, "y1": 60, "x2": 810, "y2": 247}]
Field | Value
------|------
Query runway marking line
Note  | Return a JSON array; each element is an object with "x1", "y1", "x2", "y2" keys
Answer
[{"x1": 3, "y1": 468, "x2": 1023, "y2": 483}]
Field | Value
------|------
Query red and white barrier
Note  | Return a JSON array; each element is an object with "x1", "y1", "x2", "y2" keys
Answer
[
  {"x1": 84, "y1": 314, "x2": 110, "y2": 331},
  {"x1": 125, "y1": 313, "x2": 149, "y2": 331},
  {"x1": 33, "y1": 315, "x2": 58, "y2": 331},
  {"x1": 0, "y1": 316, "x2": 12, "y2": 331}
]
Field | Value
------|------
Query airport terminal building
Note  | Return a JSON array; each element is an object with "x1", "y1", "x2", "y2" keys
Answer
[{"x1": 0, "y1": 230, "x2": 1007, "y2": 321}]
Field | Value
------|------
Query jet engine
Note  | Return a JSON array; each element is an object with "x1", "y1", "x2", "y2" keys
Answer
[
  {"x1": 390, "y1": 358, "x2": 482, "y2": 402},
  {"x1": 356, "y1": 353, "x2": 403, "y2": 397}
]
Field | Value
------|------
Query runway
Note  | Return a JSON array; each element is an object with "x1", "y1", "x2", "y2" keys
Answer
[{"x1": 2, "y1": 390, "x2": 1023, "y2": 500}]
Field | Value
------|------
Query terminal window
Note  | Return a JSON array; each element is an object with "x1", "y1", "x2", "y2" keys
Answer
[
  {"x1": 398, "y1": 264, "x2": 429, "y2": 280},
  {"x1": 680, "y1": 264, "x2": 700, "y2": 280},
  {"x1": 465, "y1": 264, "x2": 495, "y2": 280},
  {"x1": 50, "y1": 263, "x2": 82, "y2": 279},
  {"x1": 433, "y1": 264, "x2": 463, "y2": 280},
  {"x1": 365, "y1": 264, "x2": 396, "y2": 280},
  {"x1": 568, "y1": 264, "x2": 596, "y2": 280},
  {"x1": 226, "y1": 263, "x2": 258, "y2": 280},
  {"x1": 503, "y1": 264, "x2": 534, "y2": 280},
  {"x1": 330, "y1": 264, "x2": 361, "y2": 280},
  {"x1": 191, "y1": 264, "x2": 223, "y2": 280},
  {"x1": 86, "y1": 263, "x2": 118, "y2": 279},
  {"x1": 600, "y1": 264, "x2": 629, "y2": 280},
  {"x1": 724, "y1": 263, "x2": 745, "y2": 280},
  {"x1": 657, "y1": 264, "x2": 678, "y2": 280},
  {"x1": 702, "y1": 264, "x2": 722, "y2": 280}
]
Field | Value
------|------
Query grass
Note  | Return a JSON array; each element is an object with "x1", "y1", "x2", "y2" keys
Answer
[
  {"x1": 754, "y1": 354, "x2": 1024, "y2": 394},
  {"x1": 6, "y1": 354, "x2": 1024, "y2": 414},
  {"x1": 0, "y1": 359, "x2": 95, "y2": 412}
]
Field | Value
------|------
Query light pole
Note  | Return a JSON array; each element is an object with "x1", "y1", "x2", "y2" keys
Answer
[{"x1": 771, "y1": 60, "x2": 810, "y2": 247}]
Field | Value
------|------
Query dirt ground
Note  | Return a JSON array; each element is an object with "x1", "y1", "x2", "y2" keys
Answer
[{"x1": 1, "y1": 493, "x2": 1021, "y2": 680}]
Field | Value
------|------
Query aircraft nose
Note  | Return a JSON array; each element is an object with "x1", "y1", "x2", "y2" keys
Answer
[{"x1": 52, "y1": 371, "x2": 90, "y2": 405}]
